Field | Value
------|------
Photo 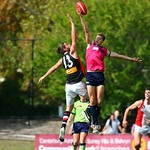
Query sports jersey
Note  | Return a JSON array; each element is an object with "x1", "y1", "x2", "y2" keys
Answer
[
  {"x1": 86, "y1": 42, "x2": 107, "y2": 71},
  {"x1": 135, "y1": 99, "x2": 150, "y2": 128},
  {"x1": 62, "y1": 52, "x2": 84, "y2": 84},
  {"x1": 72, "y1": 100, "x2": 89, "y2": 123}
]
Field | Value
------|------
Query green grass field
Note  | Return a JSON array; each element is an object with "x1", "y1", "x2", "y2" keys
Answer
[{"x1": 0, "y1": 140, "x2": 34, "y2": 150}]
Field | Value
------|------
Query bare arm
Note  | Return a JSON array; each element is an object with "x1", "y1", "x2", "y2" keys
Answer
[
  {"x1": 38, "y1": 59, "x2": 62, "y2": 83},
  {"x1": 122, "y1": 100, "x2": 142, "y2": 128},
  {"x1": 146, "y1": 119, "x2": 150, "y2": 125},
  {"x1": 67, "y1": 113, "x2": 74, "y2": 126},
  {"x1": 107, "y1": 50, "x2": 142, "y2": 63},
  {"x1": 118, "y1": 125, "x2": 123, "y2": 133},
  {"x1": 67, "y1": 13, "x2": 77, "y2": 56},
  {"x1": 99, "y1": 125, "x2": 108, "y2": 135},
  {"x1": 76, "y1": 9, "x2": 93, "y2": 45}
]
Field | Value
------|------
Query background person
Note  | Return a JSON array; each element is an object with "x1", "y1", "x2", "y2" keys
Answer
[
  {"x1": 122, "y1": 88, "x2": 150, "y2": 150},
  {"x1": 114, "y1": 110, "x2": 120, "y2": 119},
  {"x1": 99, "y1": 113, "x2": 124, "y2": 135}
]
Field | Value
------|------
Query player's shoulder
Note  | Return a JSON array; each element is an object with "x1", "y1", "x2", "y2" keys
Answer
[
  {"x1": 86, "y1": 41, "x2": 94, "y2": 49},
  {"x1": 134, "y1": 99, "x2": 144, "y2": 107}
]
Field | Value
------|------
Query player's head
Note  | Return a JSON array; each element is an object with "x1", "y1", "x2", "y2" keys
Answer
[
  {"x1": 79, "y1": 95, "x2": 86, "y2": 102},
  {"x1": 56, "y1": 42, "x2": 71, "y2": 54},
  {"x1": 145, "y1": 87, "x2": 150, "y2": 100},
  {"x1": 95, "y1": 33, "x2": 105, "y2": 46}
]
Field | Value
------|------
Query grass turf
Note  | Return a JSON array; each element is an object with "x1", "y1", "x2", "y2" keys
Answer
[{"x1": 0, "y1": 140, "x2": 34, "y2": 150}]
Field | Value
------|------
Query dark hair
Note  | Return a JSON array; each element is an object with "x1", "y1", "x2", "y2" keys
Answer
[
  {"x1": 97, "y1": 33, "x2": 105, "y2": 41},
  {"x1": 56, "y1": 42, "x2": 65, "y2": 54},
  {"x1": 109, "y1": 113, "x2": 114, "y2": 128},
  {"x1": 145, "y1": 88, "x2": 150, "y2": 91}
]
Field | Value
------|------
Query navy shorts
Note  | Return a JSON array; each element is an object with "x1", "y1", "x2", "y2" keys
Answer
[
  {"x1": 86, "y1": 72, "x2": 105, "y2": 86},
  {"x1": 72, "y1": 122, "x2": 89, "y2": 134}
]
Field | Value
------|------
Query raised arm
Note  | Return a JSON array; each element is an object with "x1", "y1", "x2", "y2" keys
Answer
[
  {"x1": 76, "y1": 9, "x2": 93, "y2": 46},
  {"x1": 38, "y1": 58, "x2": 62, "y2": 83},
  {"x1": 107, "y1": 50, "x2": 142, "y2": 63},
  {"x1": 122, "y1": 100, "x2": 141, "y2": 128},
  {"x1": 67, "y1": 13, "x2": 77, "y2": 55}
]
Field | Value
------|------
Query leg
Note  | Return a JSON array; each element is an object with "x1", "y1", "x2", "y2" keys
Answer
[
  {"x1": 61, "y1": 105, "x2": 74, "y2": 128},
  {"x1": 96, "y1": 85, "x2": 104, "y2": 107},
  {"x1": 80, "y1": 132, "x2": 87, "y2": 150},
  {"x1": 134, "y1": 131, "x2": 142, "y2": 149},
  {"x1": 87, "y1": 85, "x2": 97, "y2": 106},
  {"x1": 59, "y1": 105, "x2": 74, "y2": 142},
  {"x1": 73, "y1": 133, "x2": 80, "y2": 146},
  {"x1": 87, "y1": 85, "x2": 97, "y2": 124},
  {"x1": 94, "y1": 85, "x2": 104, "y2": 125}
]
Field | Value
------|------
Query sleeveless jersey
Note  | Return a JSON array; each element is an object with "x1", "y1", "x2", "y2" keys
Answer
[
  {"x1": 62, "y1": 52, "x2": 84, "y2": 84},
  {"x1": 135, "y1": 99, "x2": 150, "y2": 127},
  {"x1": 86, "y1": 42, "x2": 107, "y2": 71}
]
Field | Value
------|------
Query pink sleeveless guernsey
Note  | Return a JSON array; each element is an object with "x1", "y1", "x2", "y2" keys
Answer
[{"x1": 86, "y1": 43, "x2": 107, "y2": 71}]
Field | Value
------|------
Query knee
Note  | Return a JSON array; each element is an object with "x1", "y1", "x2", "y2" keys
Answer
[
  {"x1": 73, "y1": 142, "x2": 78, "y2": 146},
  {"x1": 90, "y1": 98, "x2": 97, "y2": 106},
  {"x1": 97, "y1": 101, "x2": 102, "y2": 107},
  {"x1": 97, "y1": 97, "x2": 102, "y2": 106},
  {"x1": 66, "y1": 105, "x2": 73, "y2": 112},
  {"x1": 90, "y1": 101, "x2": 96, "y2": 106}
]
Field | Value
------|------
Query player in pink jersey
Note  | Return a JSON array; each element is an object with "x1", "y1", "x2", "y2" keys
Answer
[
  {"x1": 122, "y1": 88, "x2": 150, "y2": 150},
  {"x1": 76, "y1": 10, "x2": 142, "y2": 134}
]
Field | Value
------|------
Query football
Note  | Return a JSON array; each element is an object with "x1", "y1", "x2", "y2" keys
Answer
[{"x1": 76, "y1": 2, "x2": 87, "y2": 15}]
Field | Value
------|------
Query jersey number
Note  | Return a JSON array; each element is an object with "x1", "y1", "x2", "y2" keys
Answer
[{"x1": 63, "y1": 55, "x2": 73, "y2": 69}]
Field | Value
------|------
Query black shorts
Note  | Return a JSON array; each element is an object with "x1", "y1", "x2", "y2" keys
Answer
[
  {"x1": 72, "y1": 122, "x2": 89, "y2": 134},
  {"x1": 86, "y1": 72, "x2": 105, "y2": 86}
]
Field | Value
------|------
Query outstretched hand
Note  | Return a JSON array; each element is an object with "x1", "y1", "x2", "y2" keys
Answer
[
  {"x1": 132, "y1": 57, "x2": 142, "y2": 63},
  {"x1": 67, "y1": 13, "x2": 74, "y2": 22},
  {"x1": 38, "y1": 76, "x2": 45, "y2": 83},
  {"x1": 76, "y1": 8, "x2": 82, "y2": 16}
]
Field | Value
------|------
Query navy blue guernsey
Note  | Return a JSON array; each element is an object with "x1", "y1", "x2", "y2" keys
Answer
[{"x1": 62, "y1": 52, "x2": 84, "y2": 84}]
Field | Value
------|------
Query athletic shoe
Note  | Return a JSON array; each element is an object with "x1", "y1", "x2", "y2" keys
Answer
[
  {"x1": 59, "y1": 127, "x2": 65, "y2": 142},
  {"x1": 92, "y1": 125, "x2": 101, "y2": 135},
  {"x1": 82, "y1": 110, "x2": 91, "y2": 124},
  {"x1": 90, "y1": 124, "x2": 94, "y2": 129}
]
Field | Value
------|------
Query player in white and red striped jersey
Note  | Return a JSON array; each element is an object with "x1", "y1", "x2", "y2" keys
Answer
[{"x1": 122, "y1": 88, "x2": 150, "y2": 150}]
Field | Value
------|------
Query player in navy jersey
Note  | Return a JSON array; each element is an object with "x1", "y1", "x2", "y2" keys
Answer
[{"x1": 39, "y1": 13, "x2": 88, "y2": 142}]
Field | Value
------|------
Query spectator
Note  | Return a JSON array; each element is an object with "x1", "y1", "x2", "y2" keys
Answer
[
  {"x1": 99, "y1": 113, "x2": 124, "y2": 135},
  {"x1": 114, "y1": 110, "x2": 126, "y2": 134},
  {"x1": 114, "y1": 110, "x2": 120, "y2": 119}
]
